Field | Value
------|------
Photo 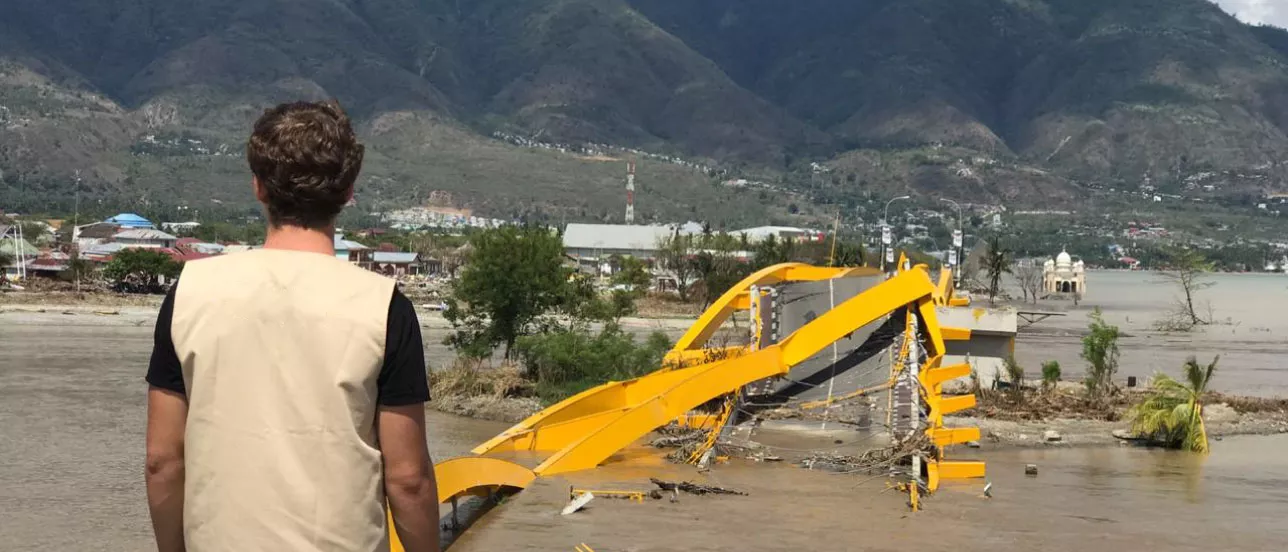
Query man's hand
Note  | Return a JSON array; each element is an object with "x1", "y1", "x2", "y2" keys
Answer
[
  {"x1": 379, "y1": 404, "x2": 440, "y2": 552},
  {"x1": 145, "y1": 386, "x2": 188, "y2": 552}
]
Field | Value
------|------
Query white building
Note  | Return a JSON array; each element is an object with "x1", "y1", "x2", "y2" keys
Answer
[
  {"x1": 562, "y1": 223, "x2": 695, "y2": 262},
  {"x1": 1043, "y1": 249, "x2": 1086, "y2": 295},
  {"x1": 733, "y1": 226, "x2": 824, "y2": 244},
  {"x1": 112, "y1": 228, "x2": 179, "y2": 249}
]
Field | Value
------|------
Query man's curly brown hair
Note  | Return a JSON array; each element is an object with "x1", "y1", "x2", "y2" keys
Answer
[{"x1": 247, "y1": 100, "x2": 365, "y2": 229}]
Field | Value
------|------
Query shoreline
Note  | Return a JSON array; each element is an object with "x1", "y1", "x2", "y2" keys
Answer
[{"x1": 427, "y1": 391, "x2": 1288, "y2": 452}]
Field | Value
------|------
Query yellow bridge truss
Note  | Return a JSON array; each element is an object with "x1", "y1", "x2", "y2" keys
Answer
[{"x1": 392, "y1": 261, "x2": 984, "y2": 549}]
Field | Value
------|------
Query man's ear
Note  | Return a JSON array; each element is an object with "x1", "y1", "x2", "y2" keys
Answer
[{"x1": 252, "y1": 176, "x2": 269, "y2": 204}]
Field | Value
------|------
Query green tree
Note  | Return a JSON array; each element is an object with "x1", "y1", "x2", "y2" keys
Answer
[
  {"x1": 752, "y1": 234, "x2": 795, "y2": 268},
  {"x1": 102, "y1": 249, "x2": 181, "y2": 293},
  {"x1": 830, "y1": 240, "x2": 866, "y2": 267},
  {"x1": 1081, "y1": 308, "x2": 1121, "y2": 403},
  {"x1": 1158, "y1": 248, "x2": 1215, "y2": 330},
  {"x1": 611, "y1": 256, "x2": 652, "y2": 294},
  {"x1": 983, "y1": 235, "x2": 1012, "y2": 304},
  {"x1": 444, "y1": 226, "x2": 570, "y2": 358},
  {"x1": 692, "y1": 249, "x2": 750, "y2": 308},
  {"x1": 1128, "y1": 356, "x2": 1218, "y2": 453},
  {"x1": 656, "y1": 232, "x2": 697, "y2": 301}
]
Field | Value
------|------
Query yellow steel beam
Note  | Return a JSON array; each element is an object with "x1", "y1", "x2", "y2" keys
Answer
[
  {"x1": 535, "y1": 270, "x2": 937, "y2": 475},
  {"x1": 916, "y1": 297, "x2": 947, "y2": 358},
  {"x1": 433, "y1": 457, "x2": 535, "y2": 501},
  {"x1": 477, "y1": 409, "x2": 628, "y2": 453},
  {"x1": 930, "y1": 427, "x2": 981, "y2": 447},
  {"x1": 471, "y1": 368, "x2": 700, "y2": 455},
  {"x1": 389, "y1": 456, "x2": 535, "y2": 552},
  {"x1": 937, "y1": 395, "x2": 976, "y2": 416},
  {"x1": 777, "y1": 269, "x2": 936, "y2": 367},
  {"x1": 666, "y1": 263, "x2": 876, "y2": 360},
  {"x1": 663, "y1": 345, "x2": 749, "y2": 369},
  {"x1": 934, "y1": 269, "x2": 953, "y2": 305},
  {"x1": 730, "y1": 292, "x2": 752, "y2": 310},
  {"x1": 942, "y1": 326, "x2": 971, "y2": 341},
  {"x1": 923, "y1": 362, "x2": 971, "y2": 388},
  {"x1": 534, "y1": 348, "x2": 785, "y2": 476}
]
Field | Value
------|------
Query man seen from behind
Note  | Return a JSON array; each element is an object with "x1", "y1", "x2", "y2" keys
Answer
[{"x1": 144, "y1": 100, "x2": 440, "y2": 552}]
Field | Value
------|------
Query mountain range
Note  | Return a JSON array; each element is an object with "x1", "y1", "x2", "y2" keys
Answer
[{"x1": 2, "y1": 0, "x2": 1287, "y2": 225}]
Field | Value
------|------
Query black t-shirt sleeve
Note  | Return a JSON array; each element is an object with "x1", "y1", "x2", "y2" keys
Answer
[
  {"x1": 378, "y1": 288, "x2": 430, "y2": 406},
  {"x1": 145, "y1": 285, "x2": 186, "y2": 396}
]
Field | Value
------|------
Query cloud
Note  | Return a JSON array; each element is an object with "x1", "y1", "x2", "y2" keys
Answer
[{"x1": 1211, "y1": 0, "x2": 1288, "y2": 27}]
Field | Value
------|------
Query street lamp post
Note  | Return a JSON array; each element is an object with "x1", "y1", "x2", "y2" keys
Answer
[
  {"x1": 940, "y1": 198, "x2": 963, "y2": 286},
  {"x1": 881, "y1": 195, "x2": 911, "y2": 273}
]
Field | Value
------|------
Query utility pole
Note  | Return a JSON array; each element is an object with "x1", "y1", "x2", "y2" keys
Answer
[
  {"x1": 881, "y1": 196, "x2": 910, "y2": 273},
  {"x1": 940, "y1": 198, "x2": 963, "y2": 288},
  {"x1": 625, "y1": 161, "x2": 636, "y2": 224},
  {"x1": 74, "y1": 171, "x2": 81, "y2": 295}
]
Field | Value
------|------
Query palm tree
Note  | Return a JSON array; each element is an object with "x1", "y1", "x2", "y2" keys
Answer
[{"x1": 1128, "y1": 356, "x2": 1219, "y2": 453}]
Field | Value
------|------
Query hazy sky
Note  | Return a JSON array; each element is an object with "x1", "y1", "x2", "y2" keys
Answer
[{"x1": 1211, "y1": 0, "x2": 1288, "y2": 27}]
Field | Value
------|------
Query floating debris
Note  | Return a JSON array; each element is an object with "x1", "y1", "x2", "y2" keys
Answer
[{"x1": 649, "y1": 478, "x2": 747, "y2": 496}]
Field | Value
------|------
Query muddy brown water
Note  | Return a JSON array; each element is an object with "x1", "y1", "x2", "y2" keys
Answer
[
  {"x1": 1011, "y1": 270, "x2": 1288, "y2": 397},
  {"x1": 2, "y1": 277, "x2": 1287, "y2": 550}
]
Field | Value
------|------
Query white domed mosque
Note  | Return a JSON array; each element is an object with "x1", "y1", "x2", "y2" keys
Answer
[{"x1": 1042, "y1": 248, "x2": 1086, "y2": 295}]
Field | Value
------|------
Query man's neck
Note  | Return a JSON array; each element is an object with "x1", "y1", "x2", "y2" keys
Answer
[{"x1": 263, "y1": 224, "x2": 336, "y2": 255}]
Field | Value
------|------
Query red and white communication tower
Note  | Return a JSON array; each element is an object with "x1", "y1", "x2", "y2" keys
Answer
[{"x1": 625, "y1": 161, "x2": 636, "y2": 224}]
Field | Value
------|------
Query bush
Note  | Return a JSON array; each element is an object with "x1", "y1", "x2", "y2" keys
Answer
[
  {"x1": 1003, "y1": 355, "x2": 1025, "y2": 402},
  {"x1": 514, "y1": 326, "x2": 672, "y2": 404},
  {"x1": 1081, "y1": 308, "x2": 1121, "y2": 403},
  {"x1": 429, "y1": 359, "x2": 533, "y2": 400},
  {"x1": 1041, "y1": 361, "x2": 1061, "y2": 391}
]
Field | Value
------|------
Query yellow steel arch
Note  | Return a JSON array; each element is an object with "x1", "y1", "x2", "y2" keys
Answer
[
  {"x1": 665, "y1": 263, "x2": 878, "y2": 362},
  {"x1": 388, "y1": 457, "x2": 534, "y2": 552},
  {"x1": 474, "y1": 262, "x2": 880, "y2": 457},
  {"x1": 534, "y1": 269, "x2": 937, "y2": 475}
]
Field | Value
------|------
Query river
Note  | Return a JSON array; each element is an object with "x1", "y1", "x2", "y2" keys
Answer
[{"x1": 2, "y1": 270, "x2": 1287, "y2": 549}]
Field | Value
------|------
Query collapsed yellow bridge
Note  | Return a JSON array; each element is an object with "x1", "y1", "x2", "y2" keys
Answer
[{"x1": 395, "y1": 261, "x2": 984, "y2": 548}]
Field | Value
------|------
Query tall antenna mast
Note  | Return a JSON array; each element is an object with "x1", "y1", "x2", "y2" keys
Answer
[{"x1": 625, "y1": 161, "x2": 636, "y2": 224}]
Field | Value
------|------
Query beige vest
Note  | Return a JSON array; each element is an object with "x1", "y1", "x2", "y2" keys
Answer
[{"x1": 171, "y1": 249, "x2": 396, "y2": 552}]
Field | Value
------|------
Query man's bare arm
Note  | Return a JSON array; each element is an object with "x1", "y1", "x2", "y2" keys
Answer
[
  {"x1": 380, "y1": 404, "x2": 440, "y2": 552},
  {"x1": 145, "y1": 387, "x2": 188, "y2": 552}
]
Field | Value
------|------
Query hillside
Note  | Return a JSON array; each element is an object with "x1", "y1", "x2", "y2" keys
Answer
[{"x1": 2, "y1": 0, "x2": 1288, "y2": 221}]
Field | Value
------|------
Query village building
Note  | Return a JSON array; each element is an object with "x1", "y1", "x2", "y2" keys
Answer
[
  {"x1": 372, "y1": 252, "x2": 424, "y2": 277},
  {"x1": 333, "y1": 230, "x2": 372, "y2": 268},
  {"x1": 1043, "y1": 248, "x2": 1086, "y2": 295},
  {"x1": 104, "y1": 213, "x2": 155, "y2": 229},
  {"x1": 733, "y1": 226, "x2": 825, "y2": 244},
  {"x1": 71, "y1": 222, "x2": 122, "y2": 250},
  {"x1": 112, "y1": 228, "x2": 179, "y2": 249},
  {"x1": 563, "y1": 223, "x2": 680, "y2": 266}
]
